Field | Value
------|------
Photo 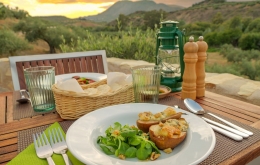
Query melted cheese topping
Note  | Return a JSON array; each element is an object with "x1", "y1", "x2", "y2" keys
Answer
[
  {"x1": 138, "y1": 107, "x2": 177, "y2": 121},
  {"x1": 154, "y1": 119, "x2": 189, "y2": 138}
]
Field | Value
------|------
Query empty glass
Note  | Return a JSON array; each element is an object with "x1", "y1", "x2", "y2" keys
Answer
[
  {"x1": 131, "y1": 65, "x2": 162, "y2": 103},
  {"x1": 24, "y1": 66, "x2": 55, "y2": 112}
]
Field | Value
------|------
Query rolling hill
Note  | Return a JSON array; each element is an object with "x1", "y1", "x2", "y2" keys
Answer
[{"x1": 84, "y1": 1, "x2": 184, "y2": 23}]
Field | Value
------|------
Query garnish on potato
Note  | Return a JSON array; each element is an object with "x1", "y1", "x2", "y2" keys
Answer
[{"x1": 136, "y1": 107, "x2": 183, "y2": 133}]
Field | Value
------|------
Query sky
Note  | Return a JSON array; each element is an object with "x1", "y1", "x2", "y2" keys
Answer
[{"x1": 1, "y1": 0, "x2": 255, "y2": 18}]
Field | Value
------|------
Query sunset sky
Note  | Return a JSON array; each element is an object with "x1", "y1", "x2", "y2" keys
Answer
[{"x1": 2, "y1": 0, "x2": 255, "y2": 18}]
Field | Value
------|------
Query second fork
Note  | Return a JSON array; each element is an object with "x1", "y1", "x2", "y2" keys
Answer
[{"x1": 49, "y1": 128, "x2": 72, "y2": 165}]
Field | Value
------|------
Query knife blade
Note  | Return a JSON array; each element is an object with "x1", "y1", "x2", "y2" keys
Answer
[
  {"x1": 207, "y1": 113, "x2": 253, "y2": 136},
  {"x1": 202, "y1": 117, "x2": 249, "y2": 138},
  {"x1": 208, "y1": 123, "x2": 243, "y2": 141}
]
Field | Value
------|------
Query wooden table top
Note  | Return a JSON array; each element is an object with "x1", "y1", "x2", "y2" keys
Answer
[{"x1": 1, "y1": 90, "x2": 260, "y2": 165}]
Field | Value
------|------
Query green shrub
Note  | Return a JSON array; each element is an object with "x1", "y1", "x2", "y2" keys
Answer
[
  {"x1": 0, "y1": 29, "x2": 31, "y2": 56},
  {"x1": 239, "y1": 33, "x2": 260, "y2": 50},
  {"x1": 60, "y1": 28, "x2": 157, "y2": 63}
]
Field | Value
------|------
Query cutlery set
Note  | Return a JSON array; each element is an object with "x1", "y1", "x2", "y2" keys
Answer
[
  {"x1": 33, "y1": 128, "x2": 72, "y2": 165},
  {"x1": 183, "y1": 98, "x2": 254, "y2": 141}
]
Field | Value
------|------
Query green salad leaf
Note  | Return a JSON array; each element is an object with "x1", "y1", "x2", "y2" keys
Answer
[{"x1": 97, "y1": 122, "x2": 160, "y2": 161}]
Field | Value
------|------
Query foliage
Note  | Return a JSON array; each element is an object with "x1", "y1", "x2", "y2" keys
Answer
[
  {"x1": 143, "y1": 10, "x2": 167, "y2": 30},
  {"x1": 239, "y1": 33, "x2": 260, "y2": 50},
  {"x1": 60, "y1": 28, "x2": 157, "y2": 62},
  {"x1": 0, "y1": 29, "x2": 31, "y2": 56},
  {"x1": 0, "y1": 3, "x2": 29, "y2": 19},
  {"x1": 212, "y1": 12, "x2": 224, "y2": 25},
  {"x1": 117, "y1": 14, "x2": 130, "y2": 31},
  {"x1": 13, "y1": 17, "x2": 79, "y2": 53},
  {"x1": 216, "y1": 44, "x2": 260, "y2": 80},
  {"x1": 245, "y1": 18, "x2": 260, "y2": 33}
]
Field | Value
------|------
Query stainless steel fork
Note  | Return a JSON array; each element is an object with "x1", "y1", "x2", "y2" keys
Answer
[
  {"x1": 49, "y1": 128, "x2": 72, "y2": 165},
  {"x1": 33, "y1": 132, "x2": 56, "y2": 165}
]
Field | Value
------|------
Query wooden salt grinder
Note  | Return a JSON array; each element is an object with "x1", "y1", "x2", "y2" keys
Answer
[
  {"x1": 196, "y1": 36, "x2": 208, "y2": 98},
  {"x1": 181, "y1": 36, "x2": 198, "y2": 100}
]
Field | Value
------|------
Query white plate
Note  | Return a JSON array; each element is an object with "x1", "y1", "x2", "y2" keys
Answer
[
  {"x1": 66, "y1": 103, "x2": 216, "y2": 165},
  {"x1": 55, "y1": 73, "x2": 107, "y2": 83}
]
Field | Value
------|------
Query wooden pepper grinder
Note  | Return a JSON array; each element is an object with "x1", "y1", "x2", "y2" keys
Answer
[
  {"x1": 181, "y1": 36, "x2": 198, "y2": 100},
  {"x1": 196, "y1": 36, "x2": 208, "y2": 98}
]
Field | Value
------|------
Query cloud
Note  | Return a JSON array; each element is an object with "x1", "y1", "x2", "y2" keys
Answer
[{"x1": 37, "y1": 0, "x2": 117, "y2": 4}]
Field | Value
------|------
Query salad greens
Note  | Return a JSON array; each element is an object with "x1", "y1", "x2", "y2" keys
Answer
[{"x1": 97, "y1": 122, "x2": 160, "y2": 160}]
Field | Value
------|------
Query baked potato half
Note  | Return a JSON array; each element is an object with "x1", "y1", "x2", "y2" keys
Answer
[{"x1": 149, "y1": 118, "x2": 188, "y2": 150}]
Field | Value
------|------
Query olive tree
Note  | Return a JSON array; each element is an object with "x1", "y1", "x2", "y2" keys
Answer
[{"x1": 13, "y1": 18, "x2": 77, "y2": 53}]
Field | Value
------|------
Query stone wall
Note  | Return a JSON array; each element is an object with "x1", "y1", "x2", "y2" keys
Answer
[{"x1": 1, "y1": 57, "x2": 259, "y2": 106}]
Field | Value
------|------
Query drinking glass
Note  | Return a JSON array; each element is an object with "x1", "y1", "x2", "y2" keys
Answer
[
  {"x1": 24, "y1": 66, "x2": 55, "y2": 112},
  {"x1": 131, "y1": 65, "x2": 162, "y2": 103}
]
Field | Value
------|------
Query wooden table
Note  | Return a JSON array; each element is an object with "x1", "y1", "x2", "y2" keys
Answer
[{"x1": 1, "y1": 91, "x2": 260, "y2": 165}]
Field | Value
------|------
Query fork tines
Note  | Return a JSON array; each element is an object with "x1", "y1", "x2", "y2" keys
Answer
[
  {"x1": 49, "y1": 128, "x2": 65, "y2": 144},
  {"x1": 33, "y1": 131, "x2": 51, "y2": 150}
]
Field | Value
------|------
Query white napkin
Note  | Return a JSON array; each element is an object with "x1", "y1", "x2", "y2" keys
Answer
[
  {"x1": 56, "y1": 78, "x2": 84, "y2": 93},
  {"x1": 107, "y1": 72, "x2": 132, "y2": 86}
]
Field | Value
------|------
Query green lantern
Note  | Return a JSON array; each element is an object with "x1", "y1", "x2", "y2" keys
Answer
[{"x1": 156, "y1": 20, "x2": 185, "y2": 92}]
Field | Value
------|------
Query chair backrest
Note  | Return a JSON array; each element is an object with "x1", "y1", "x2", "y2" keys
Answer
[{"x1": 9, "y1": 50, "x2": 108, "y2": 90}]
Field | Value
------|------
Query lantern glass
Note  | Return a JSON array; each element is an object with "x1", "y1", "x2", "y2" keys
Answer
[{"x1": 158, "y1": 49, "x2": 180, "y2": 78}]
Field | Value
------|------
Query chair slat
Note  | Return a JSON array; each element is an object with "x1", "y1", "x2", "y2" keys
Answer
[
  {"x1": 62, "y1": 59, "x2": 70, "y2": 73},
  {"x1": 69, "y1": 58, "x2": 76, "y2": 73},
  {"x1": 56, "y1": 59, "x2": 64, "y2": 75},
  {"x1": 31, "y1": 61, "x2": 37, "y2": 67},
  {"x1": 80, "y1": 57, "x2": 87, "y2": 72},
  {"x1": 86, "y1": 57, "x2": 93, "y2": 72},
  {"x1": 74, "y1": 58, "x2": 81, "y2": 72},
  {"x1": 43, "y1": 60, "x2": 51, "y2": 66},
  {"x1": 23, "y1": 62, "x2": 30, "y2": 69},
  {"x1": 91, "y1": 56, "x2": 98, "y2": 73},
  {"x1": 97, "y1": 55, "x2": 105, "y2": 73},
  {"x1": 37, "y1": 61, "x2": 44, "y2": 66},
  {"x1": 50, "y1": 60, "x2": 57, "y2": 75}
]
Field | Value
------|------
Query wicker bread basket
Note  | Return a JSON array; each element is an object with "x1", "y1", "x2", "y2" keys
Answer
[{"x1": 52, "y1": 79, "x2": 134, "y2": 119}]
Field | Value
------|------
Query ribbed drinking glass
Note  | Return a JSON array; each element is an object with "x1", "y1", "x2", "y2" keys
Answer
[
  {"x1": 24, "y1": 66, "x2": 55, "y2": 112},
  {"x1": 131, "y1": 65, "x2": 162, "y2": 103}
]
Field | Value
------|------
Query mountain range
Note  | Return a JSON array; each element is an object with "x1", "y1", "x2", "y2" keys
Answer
[{"x1": 84, "y1": 1, "x2": 184, "y2": 23}]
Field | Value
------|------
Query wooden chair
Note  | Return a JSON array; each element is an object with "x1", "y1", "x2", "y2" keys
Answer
[{"x1": 9, "y1": 50, "x2": 108, "y2": 90}]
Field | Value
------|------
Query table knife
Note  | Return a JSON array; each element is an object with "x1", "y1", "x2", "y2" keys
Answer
[
  {"x1": 208, "y1": 123, "x2": 243, "y2": 141},
  {"x1": 202, "y1": 117, "x2": 249, "y2": 138}
]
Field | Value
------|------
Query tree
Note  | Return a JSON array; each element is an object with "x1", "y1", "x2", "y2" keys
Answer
[
  {"x1": 117, "y1": 14, "x2": 130, "y2": 31},
  {"x1": 13, "y1": 18, "x2": 77, "y2": 53},
  {"x1": 212, "y1": 12, "x2": 224, "y2": 25},
  {"x1": 245, "y1": 18, "x2": 260, "y2": 33},
  {"x1": 0, "y1": 29, "x2": 31, "y2": 56},
  {"x1": 143, "y1": 10, "x2": 166, "y2": 30}
]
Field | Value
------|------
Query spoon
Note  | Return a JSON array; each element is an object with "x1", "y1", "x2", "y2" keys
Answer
[
  {"x1": 16, "y1": 90, "x2": 29, "y2": 104},
  {"x1": 173, "y1": 105, "x2": 188, "y2": 115}
]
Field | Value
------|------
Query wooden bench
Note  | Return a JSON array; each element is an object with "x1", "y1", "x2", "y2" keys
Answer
[{"x1": 9, "y1": 50, "x2": 108, "y2": 90}]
